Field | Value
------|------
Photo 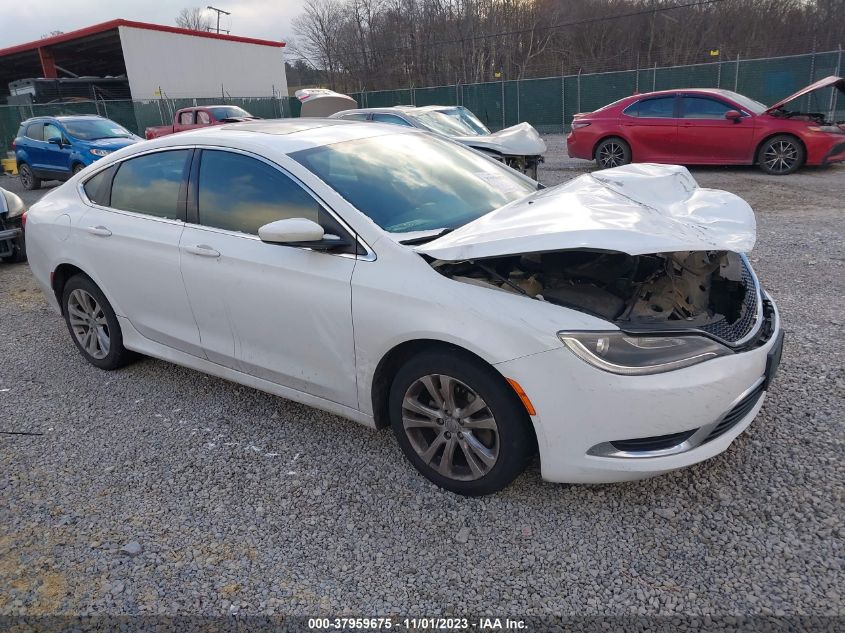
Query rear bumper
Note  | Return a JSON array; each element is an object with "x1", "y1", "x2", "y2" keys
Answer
[
  {"x1": 566, "y1": 132, "x2": 593, "y2": 160},
  {"x1": 495, "y1": 297, "x2": 782, "y2": 484}
]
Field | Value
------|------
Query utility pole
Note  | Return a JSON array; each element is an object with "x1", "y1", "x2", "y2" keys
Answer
[{"x1": 206, "y1": 6, "x2": 230, "y2": 34}]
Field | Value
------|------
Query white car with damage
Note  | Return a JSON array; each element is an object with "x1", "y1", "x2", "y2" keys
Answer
[{"x1": 24, "y1": 119, "x2": 784, "y2": 495}]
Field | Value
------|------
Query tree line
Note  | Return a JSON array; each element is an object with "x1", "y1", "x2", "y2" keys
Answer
[{"x1": 291, "y1": 0, "x2": 842, "y2": 92}]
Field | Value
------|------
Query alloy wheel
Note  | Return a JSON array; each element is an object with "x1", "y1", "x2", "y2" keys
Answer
[
  {"x1": 598, "y1": 142, "x2": 626, "y2": 168},
  {"x1": 67, "y1": 289, "x2": 110, "y2": 360},
  {"x1": 20, "y1": 166, "x2": 32, "y2": 188},
  {"x1": 401, "y1": 374, "x2": 500, "y2": 481},
  {"x1": 763, "y1": 140, "x2": 798, "y2": 174}
]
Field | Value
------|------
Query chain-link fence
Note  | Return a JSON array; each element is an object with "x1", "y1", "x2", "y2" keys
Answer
[{"x1": 1, "y1": 49, "x2": 842, "y2": 155}]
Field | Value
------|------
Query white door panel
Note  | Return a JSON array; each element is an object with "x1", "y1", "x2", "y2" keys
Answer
[
  {"x1": 179, "y1": 225, "x2": 359, "y2": 407},
  {"x1": 78, "y1": 207, "x2": 205, "y2": 357}
]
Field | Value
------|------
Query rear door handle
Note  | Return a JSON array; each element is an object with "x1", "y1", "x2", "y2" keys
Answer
[
  {"x1": 86, "y1": 225, "x2": 112, "y2": 237},
  {"x1": 184, "y1": 244, "x2": 221, "y2": 258}
]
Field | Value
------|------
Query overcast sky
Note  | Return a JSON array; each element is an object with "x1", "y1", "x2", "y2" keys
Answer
[{"x1": 0, "y1": 0, "x2": 307, "y2": 50}]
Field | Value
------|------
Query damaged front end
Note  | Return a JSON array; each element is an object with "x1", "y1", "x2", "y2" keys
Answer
[{"x1": 432, "y1": 248, "x2": 763, "y2": 349}]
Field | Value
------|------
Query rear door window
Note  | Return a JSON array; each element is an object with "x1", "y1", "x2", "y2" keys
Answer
[
  {"x1": 624, "y1": 96, "x2": 676, "y2": 118},
  {"x1": 179, "y1": 111, "x2": 195, "y2": 125},
  {"x1": 25, "y1": 123, "x2": 44, "y2": 141},
  {"x1": 110, "y1": 150, "x2": 190, "y2": 219}
]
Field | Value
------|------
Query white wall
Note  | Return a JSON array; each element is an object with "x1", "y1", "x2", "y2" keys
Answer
[{"x1": 119, "y1": 26, "x2": 287, "y2": 99}]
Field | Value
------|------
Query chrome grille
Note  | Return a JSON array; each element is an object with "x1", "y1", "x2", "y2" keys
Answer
[{"x1": 699, "y1": 258, "x2": 760, "y2": 345}]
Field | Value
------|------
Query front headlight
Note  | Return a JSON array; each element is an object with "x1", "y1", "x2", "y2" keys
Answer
[
  {"x1": 557, "y1": 331, "x2": 731, "y2": 375},
  {"x1": 90, "y1": 148, "x2": 112, "y2": 157}
]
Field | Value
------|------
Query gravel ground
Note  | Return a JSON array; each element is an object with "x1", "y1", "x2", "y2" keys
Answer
[{"x1": 1, "y1": 141, "x2": 843, "y2": 626}]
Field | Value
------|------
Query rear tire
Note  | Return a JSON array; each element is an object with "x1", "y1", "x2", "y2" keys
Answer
[
  {"x1": 595, "y1": 137, "x2": 631, "y2": 169},
  {"x1": 757, "y1": 135, "x2": 805, "y2": 175},
  {"x1": 62, "y1": 275, "x2": 135, "y2": 370},
  {"x1": 388, "y1": 349, "x2": 534, "y2": 496},
  {"x1": 19, "y1": 163, "x2": 41, "y2": 190}
]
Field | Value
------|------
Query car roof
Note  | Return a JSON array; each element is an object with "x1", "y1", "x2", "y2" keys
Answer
[
  {"x1": 22, "y1": 114, "x2": 107, "y2": 123},
  {"x1": 628, "y1": 88, "x2": 743, "y2": 100},
  {"x1": 336, "y1": 105, "x2": 458, "y2": 115},
  {"x1": 120, "y1": 117, "x2": 421, "y2": 156}
]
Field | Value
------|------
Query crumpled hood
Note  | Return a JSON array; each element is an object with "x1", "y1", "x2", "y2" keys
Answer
[
  {"x1": 765, "y1": 75, "x2": 845, "y2": 113},
  {"x1": 454, "y1": 122, "x2": 546, "y2": 156},
  {"x1": 416, "y1": 164, "x2": 756, "y2": 261}
]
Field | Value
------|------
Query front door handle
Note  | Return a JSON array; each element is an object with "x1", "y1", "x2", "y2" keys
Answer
[
  {"x1": 86, "y1": 225, "x2": 112, "y2": 237},
  {"x1": 184, "y1": 244, "x2": 221, "y2": 258}
]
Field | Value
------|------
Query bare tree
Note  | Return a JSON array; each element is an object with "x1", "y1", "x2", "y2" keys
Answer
[
  {"x1": 176, "y1": 7, "x2": 212, "y2": 31},
  {"x1": 293, "y1": 0, "x2": 841, "y2": 92}
]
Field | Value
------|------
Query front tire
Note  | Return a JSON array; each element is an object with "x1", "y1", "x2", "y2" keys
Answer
[
  {"x1": 72, "y1": 163, "x2": 85, "y2": 176},
  {"x1": 19, "y1": 163, "x2": 41, "y2": 190},
  {"x1": 758, "y1": 135, "x2": 805, "y2": 175},
  {"x1": 62, "y1": 275, "x2": 135, "y2": 370},
  {"x1": 595, "y1": 137, "x2": 631, "y2": 169},
  {"x1": 389, "y1": 349, "x2": 534, "y2": 496}
]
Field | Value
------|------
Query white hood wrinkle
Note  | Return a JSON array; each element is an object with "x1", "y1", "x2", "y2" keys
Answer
[
  {"x1": 416, "y1": 164, "x2": 756, "y2": 261},
  {"x1": 455, "y1": 122, "x2": 547, "y2": 156}
]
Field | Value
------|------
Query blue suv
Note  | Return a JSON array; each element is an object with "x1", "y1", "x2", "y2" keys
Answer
[{"x1": 14, "y1": 115, "x2": 141, "y2": 190}]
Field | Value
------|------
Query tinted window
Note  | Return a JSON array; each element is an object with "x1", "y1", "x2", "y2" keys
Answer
[
  {"x1": 681, "y1": 96, "x2": 735, "y2": 119},
  {"x1": 83, "y1": 166, "x2": 116, "y2": 206},
  {"x1": 372, "y1": 113, "x2": 413, "y2": 127},
  {"x1": 197, "y1": 151, "x2": 321, "y2": 234},
  {"x1": 625, "y1": 97, "x2": 676, "y2": 118},
  {"x1": 291, "y1": 133, "x2": 535, "y2": 233},
  {"x1": 25, "y1": 123, "x2": 44, "y2": 141},
  {"x1": 110, "y1": 150, "x2": 189, "y2": 219}
]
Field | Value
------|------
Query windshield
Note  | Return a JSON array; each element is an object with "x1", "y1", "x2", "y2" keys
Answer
[
  {"x1": 290, "y1": 133, "x2": 535, "y2": 234},
  {"x1": 410, "y1": 110, "x2": 478, "y2": 136},
  {"x1": 436, "y1": 106, "x2": 491, "y2": 134},
  {"x1": 719, "y1": 91, "x2": 767, "y2": 114},
  {"x1": 63, "y1": 119, "x2": 132, "y2": 140},
  {"x1": 209, "y1": 106, "x2": 251, "y2": 120}
]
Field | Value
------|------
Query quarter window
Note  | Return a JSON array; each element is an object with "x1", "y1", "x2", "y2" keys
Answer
[
  {"x1": 625, "y1": 97, "x2": 676, "y2": 118},
  {"x1": 83, "y1": 166, "x2": 115, "y2": 206},
  {"x1": 340, "y1": 113, "x2": 368, "y2": 121},
  {"x1": 197, "y1": 150, "x2": 322, "y2": 234},
  {"x1": 680, "y1": 96, "x2": 736, "y2": 119},
  {"x1": 110, "y1": 150, "x2": 189, "y2": 219},
  {"x1": 372, "y1": 113, "x2": 413, "y2": 126}
]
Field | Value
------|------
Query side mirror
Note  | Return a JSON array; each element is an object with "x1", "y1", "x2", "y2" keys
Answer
[
  {"x1": 724, "y1": 110, "x2": 742, "y2": 122},
  {"x1": 47, "y1": 136, "x2": 64, "y2": 146},
  {"x1": 259, "y1": 218, "x2": 324, "y2": 243}
]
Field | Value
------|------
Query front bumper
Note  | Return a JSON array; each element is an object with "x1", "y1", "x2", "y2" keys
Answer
[{"x1": 495, "y1": 297, "x2": 783, "y2": 483}]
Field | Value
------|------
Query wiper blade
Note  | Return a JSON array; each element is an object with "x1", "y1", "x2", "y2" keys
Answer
[{"x1": 399, "y1": 228, "x2": 453, "y2": 245}]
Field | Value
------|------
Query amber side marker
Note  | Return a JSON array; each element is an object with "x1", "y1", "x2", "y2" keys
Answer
[{"x1": 506, "y1": 378, "x2": 537, "y2": 416}]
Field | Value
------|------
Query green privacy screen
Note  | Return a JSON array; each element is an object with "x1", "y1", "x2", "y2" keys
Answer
[{"x1": 1, "y1": 50, "x2": 841, "y2": 154}]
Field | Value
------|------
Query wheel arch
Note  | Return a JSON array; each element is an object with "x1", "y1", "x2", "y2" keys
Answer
[
  {"x1": 592, "y1": 134, "x2": 632, "y2": 160},
  {"x1": 370, "y1": 338, "x2": 531, "y2": 432},
  {"x1": 51, "y1": 263, "x2": 91, "y2": 314},
  {"x1": 753, "y1": 132, "x2": 806, "y2": 165}
]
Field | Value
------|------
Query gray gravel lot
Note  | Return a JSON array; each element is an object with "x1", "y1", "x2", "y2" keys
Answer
[{"x1": 1, "y1": 140, "x2": 843, "y2": 623}]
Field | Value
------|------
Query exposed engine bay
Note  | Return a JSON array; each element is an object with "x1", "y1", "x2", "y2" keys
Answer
[
  {"x1": 770, "y1": 108, "x2": 844, "y2": 127},
  {"x1": 434, "y1": 250, "x2": 754, "y2": 333}
]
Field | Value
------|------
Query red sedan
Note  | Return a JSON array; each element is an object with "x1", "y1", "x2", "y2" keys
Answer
[{"x1": 567, "y1": 76, "x2": 845, "y2": 175}]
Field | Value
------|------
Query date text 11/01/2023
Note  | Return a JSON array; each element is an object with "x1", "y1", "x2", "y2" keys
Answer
[{"x1": 307, "y1": 617, "x2": 528, "y2": 630}]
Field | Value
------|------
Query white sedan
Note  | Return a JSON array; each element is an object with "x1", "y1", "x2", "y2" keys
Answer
[{"x1": 24, "y1": 119, "x2": 784, "y2": 495}]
